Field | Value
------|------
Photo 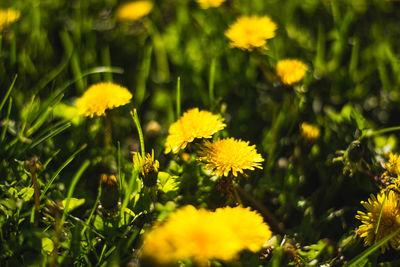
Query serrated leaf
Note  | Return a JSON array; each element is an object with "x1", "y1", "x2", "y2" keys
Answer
[{"x1": 158, "y1": 172, "x2": 179, "y2": 193}]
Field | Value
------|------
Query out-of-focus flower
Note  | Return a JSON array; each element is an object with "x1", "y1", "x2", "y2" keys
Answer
[
  {"x1": 116, "y1": 1, "x2": 153, "y2": 22},
  {"x1": 140, "y1": 205, "x2": 272, "y2": 265},
  {"x1": 276, "y1": 59, "x2": 307, "y2": 85},
  {"x1": 164, "y1": 108, "x2": 226, "y2": 154},
  {"x1": 76, "y1": 82, "x2": 132, "y2": 117},
  {"x1": 196, "y1": 0, "x2": 226, "y2": 9},
  {"x1": 198, "y1": 138, "x2": 264, "y2": 177},
  {"x1": 300, "y1": 122, "x2": 320, "y2": 142},
  {"x1": 356, "y1": 190, "x2": 400, "y2": 252},
  {"x1": 0, "y1": 8, "x2": 20, "y2": 31},
  {"x1": 133, "y1": 150, "x2": 160, "y2": 187},
  {"x1": 225, "y1": 15, "x2": 277, "y2": 51}
]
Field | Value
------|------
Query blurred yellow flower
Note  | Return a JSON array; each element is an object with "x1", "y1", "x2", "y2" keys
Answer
[
  {"x1": 0, "y1": 8, "x2": 20, "y2": 31},
  {"x1": 116, "y1": 1, "x2": 153, "y2": 22},
  {"x1": 225, "y1": 15, "x2": 277, "y2": 51},
  {"x1": 164, "y1": 108, "x2": 226, "y2": 154},
  {"x1": 198, "y1": 138, "x2": 264, "y2": 177},
  {"x1": 214, "y1": 206, "x2": 272, "y2": 252},
  {"x1": 140, "y1": 205, "x2": 272, "y2": 265},
  {"x1": 300, "y1": 122, "x2": 320, "y2": 142},
  {"x1": 276, "y1": 59, "x2": 307, "y2": 85},
  {"x1": 356, "y1": 191, "x2": 400, "y2": 252},
  {"x1": 76, "y1": 82, "x2": 132, "y2": 117},
  {"x1": 197, "y1": 0, "x2": 226, "y2": 9}
]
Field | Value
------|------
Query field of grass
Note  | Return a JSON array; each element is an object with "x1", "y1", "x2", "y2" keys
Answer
[{"x1": 2, "y1": 0, "x2": 400, "y2": 266}]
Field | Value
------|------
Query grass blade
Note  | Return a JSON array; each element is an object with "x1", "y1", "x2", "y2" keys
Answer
[
  {"x1": 0, "y1": 75, "x2": 17, "y2": 113},
  {"x1": 345, "y1": 228, "x2": 400, "y2": 267},
  {"x1": 61, "y1": 160, "x2": 90, "y2": 225},
  {"x1": 40, "y1": 144, "x2": 87, "y2": 199}
]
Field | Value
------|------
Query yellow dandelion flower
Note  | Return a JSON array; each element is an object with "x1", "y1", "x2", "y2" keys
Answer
[
  {"x1": 198, "y1": 138, "x2": 264, "y2": 177},
  {"x1": 383, "y1": 152, "x2": 400, "y2": 178},
  {"x1": 0, "y1": 8, "x2": 20, "y2": 31},
  {"x1": 76, "y1": 82, "x2": 132, "y2": 117},
  {"x1": 116, "y1": 1, "x2": 153, "y2": 22},
  {"x1": 133, "y1": 150, "x2": 160, "y2": 187},
  {"x1": 225, "y1": 15, "x2": 277, "y2": 51},
  {"x1": 355, "y1": 191, "x2": 400, "y2": 252},
  {"x1": 140, "y1": 205, "x2": 272, "y2": 265},
  {"x1": 276, "y1": 59, "x2": 308, "y2": 85},
  {"x1": 197, "y1": 0, "x2": 226, "y2": 9},
  {"x1": 300, "y1": 122, "x2": 320, "y2": 142},
  {"x1": 214, "y1": 206, "x2": 272, "y2": 252},
  {"x1": 164, "y1": 108, "x2": 226, "y2": 154}
]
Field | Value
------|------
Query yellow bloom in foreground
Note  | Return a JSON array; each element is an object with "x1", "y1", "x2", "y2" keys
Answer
[
  {"x1": 197, "y1": 0, "x2": 226, "y2": 9},
  {"x1": 0, "y1": 8, "x2": 20, "y2": 31},
  {"x1": 355, "y1": 191, "x2": 400, "y2": 252},
  {"x1": 116, "y1": 1, "x2": 153, "y2": 22},
  {"x1": 164, "y1": 108, "x2": 226, "y2": 154},
  {"x1": 198, "y1": 138, "x2": 264, "y2": 177},
  {"x1": 225, "y1": 15, "x2": 277, "y2": 51},
  {"x1": 276, "y1": 59, "x2": 307, "y2": 85},
  {"x1": 300, "y1": 122, "x2": 320, "y2": 142},
  {"x1": 76, "y1": 82, "x2": 132, "y2": 117},
  {"x1": 140, "y1": 205, "x2": 272, "y2": 265}
]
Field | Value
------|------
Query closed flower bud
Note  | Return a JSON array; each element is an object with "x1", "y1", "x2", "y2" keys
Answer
[
  {"x1": 100, "y1": 174, "x2": 119, "y2": 210},
  {"x1": 133, "y1": 150, "x2": 160, "y2": 187},
  {"x1": 347, "y1": 140, "x2": 364, "y2": 163}
]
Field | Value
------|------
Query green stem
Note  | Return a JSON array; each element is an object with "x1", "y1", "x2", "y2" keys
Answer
[
  {"x1": 209, "y1": 59, "x2": 216, "y2": 109},
  {"x1": 131, "y1": 109, "x2": 145, "y2": 158},
  {"x1": 363, "y1": 126, "x2": 400, "y2": 139},
  {"x1": 176, "y1": 76, "x2": 181, "y2": 119}
]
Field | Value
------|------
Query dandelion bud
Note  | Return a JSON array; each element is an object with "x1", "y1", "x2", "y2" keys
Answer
[
  {"x1": 347, "y1": 140, "x2": 364, "y2": 163},
  {"x1": 100, "y1": 174, "x2": 119, "y2": 210},
  {"x1": 133, "y1": 150, "x2": 160, "y2": 187}
]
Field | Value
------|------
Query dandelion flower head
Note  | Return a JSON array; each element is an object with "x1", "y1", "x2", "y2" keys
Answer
[
  {"x1": 300, "y1": 122, "x2": 320, "y2": 142},
  {"x1": 276, "y1": 59, "x2": 307, "y2": 85},
  {"x1": 197, "y1": 0, "x2": 226, "y2": 9},
  {"x1": 382, "y1": 152, "x2": 400, "y2": 179},
  {"x1": 355, "y1": 190, "x2": 400, "y2": 252},
  {"x1": 225, "y1": 15, "x2": 277, "y2": 51},
  {"x1": 164, "y1": 108, "x2": 226, "y2": 154},
  {"x1": 140, "y1": 205, "x2": 272, "y2": 265},
  {"x1": 76, "y1": 82, "x2": 132, "y2": 117},
  {"x1": 116, "y1": 1, "x2": 153, "y2": 22},
  {"x1": 214, "y1": 206, "x2": 272, "y2": 252},
  {"x1": 198, "y1": 137, "x2": 264, "y2": 177},
  {"x1": 0, "y1": 8, "x2": 20, "y2": 31}
]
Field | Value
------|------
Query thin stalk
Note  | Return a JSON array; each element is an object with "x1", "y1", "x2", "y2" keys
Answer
[
  {"x1": 131, "y1": 109, "x2": 145, "y2": 157},
  {"x1": 375, "y1": 190, "x2": 389, "y2": 235},
  {"x1": 208, "y1": 58, "x2": 216, "y2": 109},
  {"x1": 363, "y1": 126, "x2": 400, "y2": 139},
  {"x1": 176, "y1": 76, "x2": 181, "y2": 119},
  {"x1": 61, "y1": 160, "x2": 90, "y2": 225}
]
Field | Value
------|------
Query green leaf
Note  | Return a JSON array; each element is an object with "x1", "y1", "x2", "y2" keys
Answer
[
  {"x1": 158, "y1": 172, "x2": 179, "y2": 193},
  {"x1": 61, "y1": 198, "x2": 85, "y2": 211},
  {"x1": 18, "y1": 187, "x2": 34, "y2": 202},
  {"x1": 42, "y1": 237, "x2": 54, "y2": 254}
]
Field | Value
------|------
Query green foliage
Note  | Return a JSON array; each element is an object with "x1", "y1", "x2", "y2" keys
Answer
[{"x1": 2, "y1": 0, "x2": 400, "y2": 265}]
